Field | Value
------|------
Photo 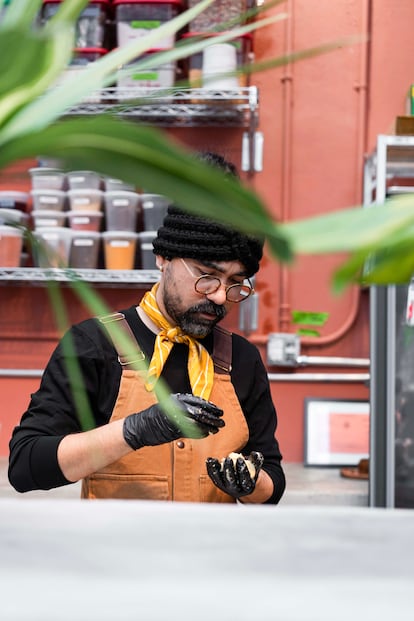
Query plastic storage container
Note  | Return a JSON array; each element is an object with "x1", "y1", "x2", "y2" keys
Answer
[
  {"x1": 55, "y1": 48, "x2": 108, "y2": 101},
  {"x1": 141, "y1": 193, "x2": 169, "y2": 231},
  {"x1": 67, "y1": 210, "x2": 103, "y2": 232},
  {"x1": 67, "y1": 189, "x2": 103, "y2": 212},
  {"x1": 117, "y1": 49, "x2": 176, "y2": 91},
  {"x1": 114, "y1": 0, "x2": 183, "y2": 50},
  {"x1": 104, "y1": 177, "x2": 136, "y2": 192},
  {"x1": 138, "y1": 230, "x2": 156, "y2": 269},
  {"x1": 32, "y1": 210, "x2": 67, "y2": 229},
  {"x1": 69, "y1": 231, "x2": 101, "y2": 268},
  {"x1": 104, "y1": 191, "x2": 140, "y2": 231},
  {"x1": 0, "y1": 208, "x2": 29, "y2": 226},
  {"x1": 29, "y1": 168, "x2": 66, "y2": 191},
  {"x1": 32, "y1": 227, "x2": 73, "y2": 268},
  {"x1": 187, "y1": 0, "x2": 248, "y2": 32},
  {"x1": 0, "y1": 191, "x2": 30, "y2": 212},
  {"x1": 67, "y1": 170, "x2": 102, "y2": 190},
  {"x1": 41, "y1": 1, "x2": 111, "y2": 49},
  {"x1": 0, "y1": 226, "x2": 24, "y2": 267},
  {"x1": 30, "y1": 189, "x2": 66, "y2": 211},
  {"x1": 102, "y1": 231, "x2": 138, "y2": 269},
  {"x1": 181, "y1": 32, "x2": 253, "y2": 86}
]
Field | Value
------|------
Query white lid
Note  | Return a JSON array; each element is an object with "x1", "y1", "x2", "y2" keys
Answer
[
  {"x1": 0, "y1": 225, "x2": 23, "y2": 236},
  {"x1": 0, "y1": 191, "x2": 29, "y2": 200},
  {"x1": 71, "y1": 230, "x2": 101, "y2": 239},
  {"x1": 29, "y1": 167, "x2": 64, "y2": 176},
  {"x1": 102, "y1": 231, "x2": 138, "y2": 240},
  {"x1": 0, "y1": 207, "x2": 27, "y2": 218},
  {"x1": 32, "y1": 210, "x2": 66, "y2": 217},
  {"x1": 105, "y1": 191, "x2": 138, "y2": 198},
  {"x1": 67, "y1": 189, "x2": 103, "y2": 196},
  {"x1": 67, "y1": 210, "x2": 103, "y2": 218},
  {"x1": 34, "y1": 226, "x2": 72, "y2": 237},
  {"x1": 30, "y1": 189, "x2": 66, "y2": 197}
]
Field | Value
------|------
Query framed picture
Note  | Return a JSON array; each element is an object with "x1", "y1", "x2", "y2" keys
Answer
[{"x1": 304, "y1": 397, "x2": 370, "y2": 466}]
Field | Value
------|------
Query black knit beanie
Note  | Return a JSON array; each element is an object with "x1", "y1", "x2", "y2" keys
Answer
[{"x1": 152, "y1": 205, "x2": 264, "y2": 277}]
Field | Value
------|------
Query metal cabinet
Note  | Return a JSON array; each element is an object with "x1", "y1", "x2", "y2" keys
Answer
[{"x1": 365, "y1": 135, "x2": 414, "y2": 507}]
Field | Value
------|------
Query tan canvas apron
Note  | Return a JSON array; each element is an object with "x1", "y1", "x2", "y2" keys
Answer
[{"x1": 82, "y1": 315, "x2": 249, "y2": 502}]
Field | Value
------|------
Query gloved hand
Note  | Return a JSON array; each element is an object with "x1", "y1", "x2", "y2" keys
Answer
[
  {"x1": 123, "y1": 393, "x2": 225, "y2": 450},
  {"x1": 206, "y1": 451, "x2": 264, "y2": 498}
]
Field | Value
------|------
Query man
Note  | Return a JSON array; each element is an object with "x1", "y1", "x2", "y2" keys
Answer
[{"x1": 8, "y1": 153, "x2": 285, "y2": 504}]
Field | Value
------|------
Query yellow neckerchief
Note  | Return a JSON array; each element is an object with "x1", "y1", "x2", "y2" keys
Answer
[{"x1": 139, "y1": 283, "x2": 214, "y2": 400}]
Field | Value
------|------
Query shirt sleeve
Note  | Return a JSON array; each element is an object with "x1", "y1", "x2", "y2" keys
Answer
[
  {"x1": 8, "y1": 320, "x2": 121, "y2": 492},
  {"x1": 231, "y1": 334, "x2": 286, "y2": 504}
]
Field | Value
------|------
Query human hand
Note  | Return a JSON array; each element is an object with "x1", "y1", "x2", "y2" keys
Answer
[
  {"x1": 206, "y1": 451, "x2": 264, "y2": 498},
  {"x1": 123, "y1": 393, "x2": 225, "y2": 450}
]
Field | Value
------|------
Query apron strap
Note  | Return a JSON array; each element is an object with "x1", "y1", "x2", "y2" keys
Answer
[
  {"x1": 212, "y1": 326, "x2": 232, "y2": 374},
  {"x1": 98, "y1": 312, "x2": 146, "y2": 370},
  {"x1": 98, "y1": 313, "x2": 232, "y2": 375}
]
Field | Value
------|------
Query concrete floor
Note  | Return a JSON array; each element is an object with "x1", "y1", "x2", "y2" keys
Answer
[{"x1": 0, "y1": 458, "x2": 368, "y2": 505}]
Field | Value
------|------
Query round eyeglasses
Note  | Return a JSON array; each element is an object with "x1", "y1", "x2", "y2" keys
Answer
[{"x1": 180, "y1": 259, "x2": 254, "y2": 303}]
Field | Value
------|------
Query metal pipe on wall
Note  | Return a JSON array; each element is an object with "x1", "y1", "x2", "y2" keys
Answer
[
  {"x1": 278, "y1": 0, "x2": 294, "y2": 333},
  {"x1": 275, "y1": 0, "x2": 371, "y2": 347}
]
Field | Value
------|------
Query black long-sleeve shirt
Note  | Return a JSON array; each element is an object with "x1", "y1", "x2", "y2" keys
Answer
[{"x1": 9, "y1": 306, "x2": 285, "y2": 503}]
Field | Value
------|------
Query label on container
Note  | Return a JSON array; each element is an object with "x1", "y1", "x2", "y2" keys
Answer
[
  {"x1": 141, "y1": 243, "x2": 154, "y2": 250},
  {"x1": 74, "y1": 239, "x2": 94, "y2": 247},
  {"x1": 74, "y1": 198, "x2": 90, "y2": 206},
  {"x1": 40, "y1": 196, "x2": 59, "y2": 205},
  {"x1": 132, "y1": 72, "x2": 159, "y2": 81},
  {"x1": 113, "y1": 199, "x2": 129, "y2": 206},
  {"x1": 36, "y1": 219, "x2": 58, "y2": 227},
  {"x1": 131, "y1": 20, "x2": 161, "y2": 29},
  {"x1": 73, "y1": 217, "x2": 90, "y2": 224},
  {"x1": 143, "y1": 201, "x2": 154, "y2": 208},
  {"x1": 71, "y1": 176, "x2": 86, "y2": 183},
  {"x1": 109, "y1": 240, "x2": 131, "y2": 247}
]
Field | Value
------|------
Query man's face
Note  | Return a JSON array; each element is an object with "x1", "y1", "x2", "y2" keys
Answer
[{"x1": 156, "y1": 257, "x2": 249, "y2": 338}]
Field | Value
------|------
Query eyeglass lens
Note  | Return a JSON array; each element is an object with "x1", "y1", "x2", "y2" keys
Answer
[{"x1": 195, "y1": 275, "x2": 252, "y2": 302}]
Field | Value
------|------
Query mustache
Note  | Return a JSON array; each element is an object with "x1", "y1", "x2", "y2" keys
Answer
[{"x1": 191, "y1": 302, "x2": 226, "y2": 320}]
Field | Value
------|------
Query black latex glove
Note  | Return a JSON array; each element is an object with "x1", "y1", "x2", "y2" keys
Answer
[
  {"x1": 206, "y1": 451, "x2": 264, "y2": 498},
  {"x1": 123, "y1": 393, "x2": 225, "y2": 450}
]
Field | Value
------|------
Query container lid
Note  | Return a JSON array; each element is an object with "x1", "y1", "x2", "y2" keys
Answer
[
  {"x1": 102, "y1": 231, "x2": 138, "y2": 239},
  {"x1": 30, "y1": 189, "x2": 66, "y2": 196},
  {"x1": 67, "y1": 189, "x2": 103, "y2": 196},
  {"x1": 71, "y1": 230, "x2": 101, "y2": 239},
  {"x1": 32, "y1": 209, "x2": 66, "y2": 217},
  {"x1": 68, "y1": 170, "x2": 101, "y2": 177},
  {"x1": 0, "y1": 190, "x2": 29, "y2": 199},
  {"x1": 29, "y1": 167, "x2": 64, "y2": 176},
  {"x1": 181, "y1": 31, "x2": 253, "y2": 41},
  {"x1": 43, "y1": 0, "x2": 110, "y2": 4},
  {"x1": 113, "y1": 0, "x2": 183, "y2": 5},
  {"x1": 74, "y1": 47, "x2": 109, "y2": 55},
  {"x1": 0, "y1": 224, "x2": 24, "y2": 236},
  {"x1": 34, "y1": 226, "x2": 73, "y2": 238},
  {"x1": 104, "y1": 190, "x2": 139, "y2": 198},
  {"x1": 67, "y1": 210, "x2": 104, "y2": 218}
]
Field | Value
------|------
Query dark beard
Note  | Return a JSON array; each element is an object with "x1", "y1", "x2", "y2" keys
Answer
[{"x1": 165, "y1": 300, "x2": 226, "y2": 338}]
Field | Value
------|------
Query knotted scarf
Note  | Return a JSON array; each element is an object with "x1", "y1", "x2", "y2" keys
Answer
[{"x1": 139, "y1": 283, "x2": 214, "y2": 400}]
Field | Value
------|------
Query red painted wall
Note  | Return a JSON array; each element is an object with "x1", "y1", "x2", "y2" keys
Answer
[{"x1": 1, "y1": 2, "x2": 414, "y2": 461}]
